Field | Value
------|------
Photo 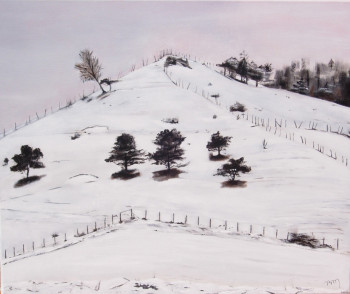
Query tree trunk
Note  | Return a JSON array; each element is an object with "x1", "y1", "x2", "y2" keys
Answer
[
  {"x1": 256, "y1": 80, "x2": 258, "y2": 87},
  {"x1": 167, "y1": 153, "x2": 170, "y2": 170},
  {"x1": 96, "y1": 79, "x2": 106, "y2": 93},
  {"x1": 124, "y1": 158, "x2": 128, "y2": 171},
  {"x1": 218, "y1": 148, "x2": 221, "y2": 156},
  {"x1": 26, "y1": 167, "x2": 29, "y2": 178}
]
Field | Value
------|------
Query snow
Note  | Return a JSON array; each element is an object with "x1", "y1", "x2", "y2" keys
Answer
[
  {"x1": 3, "y1": 221, "x2": 349, "y2": 292},
  {"x1": 1, "y1": 56, "x2": 350, "y2": 292}
]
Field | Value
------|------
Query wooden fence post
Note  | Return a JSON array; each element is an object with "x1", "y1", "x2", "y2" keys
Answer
[
  {"x1": 158, "y1": 212, "x2": 161, "y2": 222},
  {"x1": 263, "y1": 227, "x2": 265, "y2": 236},
  {"x1": 225, "y1": 221, "x2": 227, "y2": 230},
  {"x1": 144, "y1": 210, "x2": 147, "y2": 220},
  {"x1": 5, "y1": 250, "x2": 7, "y2": 259},
  {"x1": 197, "y1": 216, "x2": 199, "y2": 226},
  {"x1": 131, "y1": 209, "x2": 133, "y2": 220},
  {"x1": 32, "y1": 242, "x2": 34, "y2": 251},
  {"x1": 337, "y1": 239, "x2": 339, "y2": 250},
  {"x1": 237, "y1": 222, "x2": 239, "y2": 232},
  {"x1": 172, "y1": 213, "x2": 175, "y2": 223},
  {"x1": 185, "y1": 215, "x2": 187, "y2": 224},
  {"x1": 87, "y1": 225, "x2": 89, "y2": 234},
  {"x1": 287, "y1": 232, "x2": 290, "y2": 240},
  {"x1": 22, "y1": 244, "x2": 24, "y2": 254},
  {"x1": 276, "y1": 229, "x2": 278, "y2": 239},
  {"x1": 104, "y1": 218, "x2": 106, "y2": 228},
  {"x1": 95, "y1": 222, "x2": 97, "y2": 231},
  {"x1": 64, "y1": 233, "x2": 67, "y2": 242},
  {"x1": 119, "y1": 212, "x2": 122, "y2": 223},
  {"x1": 250, "y1": 225, "x2": 253, "y2": 234},
  {"x1": 112, "y1": 215, "x2": 114, "y2": 224},
  {"x1": 13, "y1": 247, "x2": 15, "y2": 257},
  {"x1": 43, "y1": 239, "x2": 45, "y2": 248}
]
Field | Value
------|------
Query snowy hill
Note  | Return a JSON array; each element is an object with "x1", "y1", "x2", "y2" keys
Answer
[{"x1": 1, "y1": 56, "x2": 350, "y2": 293}]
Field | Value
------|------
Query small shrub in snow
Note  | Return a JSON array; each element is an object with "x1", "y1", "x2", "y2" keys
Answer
[
  {"x1": 230, "y1": 102, "x2": 246, "y2": 112},
  {"x1": 71, "y1": 132, "x2": 81, "y2": 140},
  {"x1": 134, "y1": 283, "x2": 158, "y2": 290},
  {"x1": 3, "y1": 158, "x2": 8, "y2": 166},
  {"x1": 213, "y1": 114, "x2": 217, "y2": 119},
  {"x1": 162, "y1": 117, "x2": 179, "y2": 124}
]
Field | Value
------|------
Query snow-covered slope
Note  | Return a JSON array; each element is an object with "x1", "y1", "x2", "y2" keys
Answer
[{"x1": 1, "y1": 57, "x2": 350, "y2": 292}]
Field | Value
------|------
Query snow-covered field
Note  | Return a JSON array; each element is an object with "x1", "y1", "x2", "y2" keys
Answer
[{"x1": 1, "y1": 56, "x2": 350, "y2": 293}]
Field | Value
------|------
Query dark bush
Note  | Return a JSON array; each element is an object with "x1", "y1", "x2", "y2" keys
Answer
[
  {"x1": 287, "y1": 233, "x2": 332, "y2": 249},
  {"x1": 230, "y1": 102, "x2": 246, "y2": 112},
  {"x1": 71, "y1": 132, "x2": 81, "y2": 140},
  {"x1": 164, "y1": 56, "x2": 191, "y2": 69}
]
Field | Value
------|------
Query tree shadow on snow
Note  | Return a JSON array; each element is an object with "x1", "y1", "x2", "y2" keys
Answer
[
  {"x1": 153, "y1": 169, "x2": 184, "y2": 182},
  {"x1": 14, "y1": 175, "x2": 46, "y2": 188},
  {"x1": 221, "y1": 180, "x2": 247, "y2": 188},
  {"x1": 111, "y1": 169, "x2": 140, "y2": 180},
  {"x1": 209, "y1": 153, "x2": 229, "y2": 161}
]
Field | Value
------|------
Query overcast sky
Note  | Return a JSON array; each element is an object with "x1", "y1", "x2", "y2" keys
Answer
[{"x1": 0, "y1": 1, "x2": 349, "y2": 131}]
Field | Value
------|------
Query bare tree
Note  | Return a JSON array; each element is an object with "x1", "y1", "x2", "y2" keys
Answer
[{"x1": 75, "y1": 49, "x2": 106, "y2": 93}]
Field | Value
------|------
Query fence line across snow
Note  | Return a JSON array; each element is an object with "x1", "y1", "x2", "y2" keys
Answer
[{"x1": 2, "y1": 207, "x2": 342, "y2": 262}]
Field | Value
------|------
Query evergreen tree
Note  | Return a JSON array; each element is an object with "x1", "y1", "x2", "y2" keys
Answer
[
  {"x1": 105, "y1": 133, "x2": 145, "y2": 172},
  {"x1": 150, "y1": 129, "x2": 185, "y2": 171},
  {"x1": 237, "y1": 58, "x2": 248, "y2": 83},
  {"x1": 10, "y1": 145, "x2": 44, "y2": 178},
  {"x1": 215, "y1": 157, "x2": 251, "y2": 182},
  {"x1": 206, "y1": 131, "x2": 232, "y2": 157}
]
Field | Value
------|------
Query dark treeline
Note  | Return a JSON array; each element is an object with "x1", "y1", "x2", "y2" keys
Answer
[{"x1": 218, "y1": 53, "x2": 350, "y2": 107}]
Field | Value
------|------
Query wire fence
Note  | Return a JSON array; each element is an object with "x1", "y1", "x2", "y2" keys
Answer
[
  {"x1": 163, "y1": 65, "x2": 349, "y2": 169},
  {"x1": 2, "y1": 207, "x2": 343, "y2": 263}
]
